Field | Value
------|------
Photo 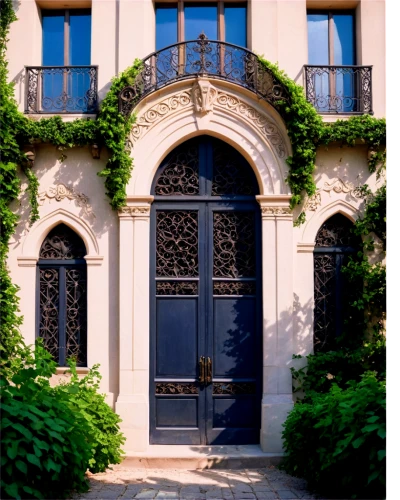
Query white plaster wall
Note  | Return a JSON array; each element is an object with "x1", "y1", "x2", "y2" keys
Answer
[{"x1": 7, "y1": 144, "x2": 119, "y2": 405}]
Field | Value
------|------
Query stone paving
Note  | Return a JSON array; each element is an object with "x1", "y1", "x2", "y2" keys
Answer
[{"x1": 71, "y1": 466, "x2": 324, "y2": 500}]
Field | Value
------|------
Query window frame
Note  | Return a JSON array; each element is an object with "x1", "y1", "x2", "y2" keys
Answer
[
  {"x1": 155, "y1": 0, "x2": 247, "y2": 47},
  {"x1": 307, "y1": 9, "x2": 356, "y2": 67}
]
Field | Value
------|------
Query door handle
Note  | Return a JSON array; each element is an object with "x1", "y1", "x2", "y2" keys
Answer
[
  {"x1": 199, "y1": 356, "x2": 205, "y2": 384},
  {"x1": 206, "y1": 357, "x2": 212, "y2": 384}
]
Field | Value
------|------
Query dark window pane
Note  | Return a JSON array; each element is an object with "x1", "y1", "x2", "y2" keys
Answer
[
  {"x1": 307, "y1": 13, "x2": 329, "y2": 64},
  {"x1": 333, "y1": 13, "x2": 355, "y2": 65},
  {"x1": 156, "y1": 4, "x2": 178, "y2": 51},
  {"x1": 185, "y1": 3, "x2": 217, "y2": 41},
  {"x1": 69, "y1": 10, "x2": 91, "y2": 65},
  {"x1": 225, "y1": 3, "x2": 247, "y2": 47},
  {"x1": 42, "y1": 11, "x2": 64, "y2": 65}
]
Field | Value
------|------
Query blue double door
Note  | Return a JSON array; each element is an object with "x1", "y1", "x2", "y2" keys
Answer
[{"x1": 150, "y1": 136, "x2": 262, "y2": 445}]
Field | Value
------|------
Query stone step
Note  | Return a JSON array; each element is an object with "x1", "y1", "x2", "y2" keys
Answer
[{"x1": 120, "y1": 445, "x2": 284, "y2": 470}]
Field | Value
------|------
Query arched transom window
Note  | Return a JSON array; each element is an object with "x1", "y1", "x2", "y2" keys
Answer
[
  {"x1": 37, "y1": 224, "x2": 87, "y2": 366},
  {"x1": 313, "y1": 214, "x2": 360, "y2": 353}
]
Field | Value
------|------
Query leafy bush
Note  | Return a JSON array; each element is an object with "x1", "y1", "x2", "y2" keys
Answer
[
  {"x1": 0, "y1": 345, "x2": 92, "y2": 499},
  {"x1": 0, "y1": 344, "x2": 126, "y2": 499},
  {"x1": 54, "y1": 361, "x2": 125, "y2": 473},
  {"x1": 282, "y1": 373, "x2": 386, "y2": 499}
]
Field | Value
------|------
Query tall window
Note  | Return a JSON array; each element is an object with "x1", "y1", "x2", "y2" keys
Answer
[
  {"x1": 155, "y1": 2, "x2": 247, "y2": 50},
  {"x1": 41, "y1": 10, "x2": 92, "y2": 112},
  {"x1": 307, "y1": 11, "x2": 356, "y2": 112},
  {"x1": 313, "y1": 214, "x2": 360, "y2": 352},
  {"x1": 37, "y1": 224, "x2": 87, "y2": 367}
]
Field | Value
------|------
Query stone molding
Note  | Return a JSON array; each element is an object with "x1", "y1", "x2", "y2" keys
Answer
[
  {"x1": 118, "y1": 206, "x2": 151, "y2": 218},
  {"x1": 297, "y1": 243, "x2": 315, "y2": 253},
  {"x1": 129, "y1": 80, "x2": 286, "y2": 158},
  {"x1": 305, "y1": 177, "x2": 363, "y2": 212},
  {"x1": 17, "y1": 256, "x2": 38, "y2": 267},
  {"x1": 38, "y1": 183, "x2": 95, "y2": 220},
  {"x1": 256, "y1": 195, "x2": 292, "y2": 219}
]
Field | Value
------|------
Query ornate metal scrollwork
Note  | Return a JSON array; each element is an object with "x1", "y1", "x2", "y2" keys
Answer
[
  {"x1": 39, "y1": 269, "x2": 60, "y2": 363},
  {"x1": 25, "y1": 66, "x2": 98, "y2": 114},
  {"x1": 304, "y1": 65, "x2": 373, "y2": 114},
  {"x1": 212, "y1": 143, "x2": 258, "y2": 196},
  {"x1": 39, "y1": 224, "x2": 87, "y2": 259},
  {"x1": 213, "y1": 281, "x2": 256, "y2": 295},
  {"x1": 156, "y1": 211, "x2": 199, "y2": 277},
  {"x1": 156, "y1": 281, "x2": 198, "y2": 295},
  {"x1": 65, "y1": 269, "x2": 87, "y2": 366},
  {"x1": 313, "y1": 254, "x2": 336, "y2": 353},
  {"x1": 154, "y1": 142, "x2": 200, "y2": 195},
  {"x1": 156, "y1": 383, "x2": 198, "y2": 395},
  {"x1": 315, "y1": 214, "x2": 359, "y2": 248},
  {"x1": 213, "y1": 383, "x2": 256, "y2": 395},
  {"x1": 118, "y1": 34, "x2": 290, "y2": 117},
  {"x1": 213, "y1": 212, "x2": 256, "y2": 278}
]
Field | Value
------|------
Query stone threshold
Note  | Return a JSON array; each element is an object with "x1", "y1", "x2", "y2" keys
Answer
[{"x1": 119, "y1": 445, "x2": 284, "y2": 470}]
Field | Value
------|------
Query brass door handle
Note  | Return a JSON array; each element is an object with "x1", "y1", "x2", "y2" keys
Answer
[
  {"x1": 199, "y1": 356, "x2": 205, "y2": 383},
  {"x1": 206, "y1": 357, "x2": 212, "y2": 384}
]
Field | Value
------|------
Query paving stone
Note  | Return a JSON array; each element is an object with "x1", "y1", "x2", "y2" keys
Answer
[
  {"x1": 251, "y1": 485, "x2": 274, "y2": 492},
  {"x1": 205, "y1": 488, "x2": 223, "y2": 498},
  {"x1": 155, "y1": 492, "x2": 179, "y2": 499},
  {"x1": 276, "y1": 491, "x2": 299, "y2": 499},
  {"x1": 135, "y1": 489, "x2": 159, "y2": 499},
  {"x1": 233, "y1": 494, "x2": 256, "y2": 499},
  {"x1": 230, "y1": 483, "x2": 253, "y2": 493},
  {"x1": 254, "y1": 493, "x2": 279, "y2": 500}
]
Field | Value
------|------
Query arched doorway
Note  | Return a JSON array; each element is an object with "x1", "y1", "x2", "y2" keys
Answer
[{"x1": 150, "y1": 136, "x2": 262, "y2": 445}]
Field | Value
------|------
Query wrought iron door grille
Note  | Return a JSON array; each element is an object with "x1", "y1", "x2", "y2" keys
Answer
[
  {"x1": 304, "y1": 65, "x2": 373, "y2": 114},
  {"x1": 25, "y1": 66, "x2": 98, "y2": 114}
]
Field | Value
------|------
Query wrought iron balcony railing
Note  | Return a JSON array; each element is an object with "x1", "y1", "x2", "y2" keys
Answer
[
  {"x1": 25, "y1": 66, "x2": 98, "y2": 114},
  {"x1": 304, "y1": 65, "x2": 373, "y2": 114},
  {"x1": 119, "y1": 34, "x2": 290, "y2": 117}
]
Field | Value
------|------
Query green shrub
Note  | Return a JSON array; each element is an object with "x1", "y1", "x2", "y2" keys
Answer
[
  {"x1": 0, "y1": 345, "x2": 92, "y2": 500},
  {"x1": 282, "y1": 372, "x2": 386, "y2": 499},
  {"x1": 54, "y1": 361, "x2": 126, "y2": 473}
]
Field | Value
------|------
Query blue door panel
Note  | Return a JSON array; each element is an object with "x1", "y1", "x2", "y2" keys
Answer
[
  {"x1": 213, "y1": 297, "x2": 256, "y2": 378},
  {"x1": 213, "y1": 397, "x2": 256, "y2": 428},
  {"x1": 156, "y1": 398, "x2": 198, "y2": 427},
  {"x1": 156, "y1": 298, "x2": 198, "y2": 377}
]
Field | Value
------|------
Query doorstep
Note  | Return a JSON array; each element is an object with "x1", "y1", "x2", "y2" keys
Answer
[{"x1": 119, "y1": 445, "x2": 284, "y2": 470}]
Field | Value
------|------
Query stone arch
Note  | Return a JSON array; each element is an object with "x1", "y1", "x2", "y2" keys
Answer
[
  {"x1": 300, "y1": 200, "x2": 359, "y2": 246},
  {"x1": 126, "y1": 78, "x2": 292, "y2": 197},
  {"x1": 21, "y1": 208, "x2": 100, "y2": 260}
]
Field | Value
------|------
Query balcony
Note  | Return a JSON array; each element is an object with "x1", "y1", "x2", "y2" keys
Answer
[
  {"x1": 304, "y1": 65, "x2": 373, "y2": 115},
  {"x1": 118, "y1": 34, "x2": 290, "y2": 117},
  {"x1": 25, "y1": 66, "x2": 98, "y2": 114}
]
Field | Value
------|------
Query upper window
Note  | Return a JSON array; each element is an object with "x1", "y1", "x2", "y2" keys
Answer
[
  {"x1": 155, "y1": 2, "x2": 247, "y2": 50},
  {"x1": 37, "y1": 224, "x2": 87, "y2": 367},
  {"x1": 307, "y1": 11, "x2": 355, "y2": 66},
  {"x1": 306, "y1": 11, "x2": 358, "y2": 113},
  {"x1": 42, "y1": 10, "x2": 92, "y2": 66}
]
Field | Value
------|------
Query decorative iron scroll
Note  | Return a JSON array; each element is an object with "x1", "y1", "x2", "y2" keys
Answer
[
  {"x1": 213, "y1": 212, "x2": 256, "y2": 278},
  {"x1": 156, "y1": 383, "x2": 198, "y2": 395},
  {"x1": 313, "y1": 254, "x2": 336, "y2": 353},
  {"x1": 66, "y1": 269, "x2": 87, "y2": 366},
  {"x1": 156, "y1": 211, "x2": 199, "y2": 277},
  {"x1": 39, "y1": 224, "x2": 87, "y2": 259},
  {"x1": 315, "y1": 214, "x2": 359, "y2": 248},
  {"x1": 119, "y1": 34, "x2": 290, "y2": 117},
  {"x1": 25, "y1": 66, "x2": 98, "y2": 114},
  {"x1": 155, "y1": 142, "x2": 200, "y2": 195},
  {"x1": 213, "y1": 281, "x2": 256, "y2": 295},
  {"x1": 39, "y1": 269, "x2": 60, "y2": 363},
  {"x1": 304, "y1": 65, "x2": 373, "y2": 114},
  {"x1": 212, "y1": 144, "x2": 258, "y2": 196},
  {"x1": 156, "y1": 281, "x2": 198, "y2": 295},
  {"x1": 213, "y1": 383, "x2": 257, "y2": 395}
]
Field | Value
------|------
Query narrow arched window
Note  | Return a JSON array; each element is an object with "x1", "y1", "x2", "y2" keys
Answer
[
  {"x1": 313, "y1": 214, "x2": 360, "y2": 353},
  {"x1": 37, "y1": 224, "x2": 87, "y2": 366}
]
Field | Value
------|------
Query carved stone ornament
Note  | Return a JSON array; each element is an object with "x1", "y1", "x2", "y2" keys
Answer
[
  {"x1": 192, "y1": 79, "x2": 218, "y2": 115},
  {"x1": 118, "y1": 206, "x2": 151, "y2": 217},
  {"x1": 128, "y1": 83, "x2": 286, "y2": 158},
  {"x1": 304, "y1": 178, "x2": 363, "y2": 212},
  {"x1": 38, "y1": 184, "x2": 95, "y2": 220},
  {"x1": 261, "y1": 207, "x2": 292, "y2": 216}
]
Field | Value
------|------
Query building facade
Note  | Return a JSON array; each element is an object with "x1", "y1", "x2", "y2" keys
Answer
[{"x1": 6, "y1": 0, "x2": 385, "y2": 453}]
